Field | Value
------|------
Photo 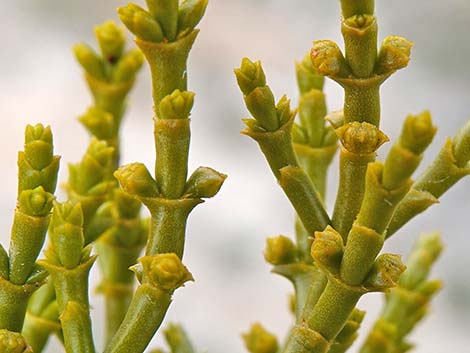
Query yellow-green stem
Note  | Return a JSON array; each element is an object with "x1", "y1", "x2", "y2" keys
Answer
[
  {"x1": 332, "y1": 150, "x2": 374, "y2": 240},
  {"x1": 0, "y1": 278, "x2": 38, "y2": 332},
  {"x1": 104, "y1": 285, "x2": 171, "y2": 353},
  {"x1": 144, "y1": 198, "x2": 202, "y2": 257}
]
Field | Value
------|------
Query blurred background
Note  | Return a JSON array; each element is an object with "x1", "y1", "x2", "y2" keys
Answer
[{"x1": 0, "y1": 0, "x2": 469, "y2": 352}]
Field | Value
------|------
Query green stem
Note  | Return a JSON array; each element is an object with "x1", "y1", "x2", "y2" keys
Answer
[
  {"x1": 8, "y1": 211, "x2": 50, "y2": 285},
  {"x1": 294, "y1": 217, "x2": 314, "y2": 263},
  {"x1": 299, "y1": 271, "x2": 329, "y2": 324},
  {"x1": 105, "y1": 252, "x2": 192, "y2": 353},
  {"x1": 283, "y1": 325, "x2": 329, "y2": 353},
  {"x1": 0, "y1": 277, "x2": 38, "y2": 332},
  {"x1": 107, "y1": 292, "x2": 132, "y2": 342},
  {"x1": 328, "y1": 309, "x2": 366, "y2": 353},
  {"x1": 96, "y1": 241, "x2": 141, "y2": 343},
  {"x1": 60, "y1": 302, "x2": 95, "y2": 353},
  {"x1": 360, "y1": 234, "x2": 443, "y2": 353},
  {"x1": 136, "y1": 31, "x2": 198, "y2": 110},
  {"x1": 76, "y1": 55, "x2": 143, "y2": 351},
  {"x1": 23, "y1": 308, "x2": 60, "y2": 353},
  {"x1": 289, "y1": 160, "x2": 410, "y2": 353},
  {"x1": 85, "y1": 74, "x2": 131, "y2": 128},
  {"x1": 243, "y1": 120, "x2": 298, "y2": 179},
  {"x1": 22, "y1": 282, "x2": 60, "y2": 352},
  {"x1": 164, "y1": 324, "x2": 196, "y2": 353},
  {"x1": 332, "y1": 150, "x2": 374, "y2": 240},
  {"x1": 279, "y1": 166, "x2": 330, "y2": 235},
  {"x1": 294, "y1": 144, "x2": 337, "y2": 201},
  {"x1": 291, "y1": 75, "x2": 337, "y2": 339},
  {"x1": 341, "y1": 15, "x2": 378, "y2": 79},
  {"x1": 244, "y1": 119, "x2": 329, "y2": 234},
  {"x1": 343, "y1": 84, "x2": 380, "y2": 126},
  {"x1": 104, "y1": 284, "x2": 171, "y2": 353},
  {"x1": 307, "y1": 278, "x2": 363, "y2": 341},
  {"x1": 272, "y1": 264, "x2": 326, "y2": 324},
  {"x1": 106, "y1": 7, "x2": 221, "y2": 352},
  {"x1": 40, "y1": 257, "x2": 97, "y2": 353},
  {"x1": 341, "y1": 163, "x2": 410, "y2": 285},
  {"x1": 144, "y1": 197, "x2": 202, "y2": 258},
  {"x1": 387, "y1": 136, "x2": 470, "y2": 237},
  {"x1": 154, "y1": 118, "x2": 190, "y2": 199}
]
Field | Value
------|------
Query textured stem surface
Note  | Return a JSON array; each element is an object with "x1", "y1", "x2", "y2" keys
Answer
[{"x1": 105, "y1": 285, "x2": 171, "y2": 353}]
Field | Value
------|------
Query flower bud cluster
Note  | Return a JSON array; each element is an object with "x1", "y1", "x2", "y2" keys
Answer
[
  {"x1": 184, "y1": 167, "x2": 227, "y2": 198},
  {"x1": 79, "y1": 107, "x2": 116, "y2": 141},
  {"x1": 400, "y1": 111, "x2": 437, "y2": 156},
  {"x1": 236, "y1": 58, "x2": 295, "y2": 132},
  {"x1": 336, "y1": 122, "x2": 389, "y2": 155},
  {"x1": 295, "y1": 53, "x2": 324, "y2": 93},
  {"x1": 311, "y1": 226, "x2": 344, "y2": 274},
  {"x1": 74, "y1": 21, "x2": 144, "y2": 84},
  {"x1": 452, "y1": 120, "x2": 470, "y2": 168},
  {"x1": 114, "y1": 163, "x2": 159, "y2": 199},
  {"x1": 136, "y1": 254, "x2": 193, "y2": 291},
  {"x1": 68, "y1": 138, "x2": 115, "y2": 196},
  {"x1": 18, "y1": 187, "x2": 54, "y2": 217},
  {"x1": 118, "y1": 0, "x2": 208, "y2": 43},
  {"x1": 0, "y1": 330, "x2": 32, "y2": 353},
  {"x1": 310, "y1": 35, "x2": 412, "y2": 79},
  {"x1": 264, "y1": 236, "x2": 297, "y2": 266},
  {"x1": 363, "y1": 254, "x2": 406, "y2": 291},
  {"x1": 311, "y1": 40, "x2": 349, "y2": 77},
  {"x1": 159, "y1": 90, "x2": 195, "y2": 120},
  {"x1": 376, "y1": 36, "x2": 414, "y2": 74},
  {"x1": 18, "y1": 124, "x2": 60, "y2": 195},
  {"x1": 48, "y1": 201, "x2": 85, "y2": 270},
  {"x1": 242, "y1": 323, "x2": 279, "y2": 353}
]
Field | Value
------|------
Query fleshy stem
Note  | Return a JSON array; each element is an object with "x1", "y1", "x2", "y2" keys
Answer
[
  {"x1": 235, "y1": 58, "x2": 330, "y2": 236},
  {"x1": 163, "y1": 323, "x2": 197, "y2": 353},
  {"x1": 23, "y1": 22, "x2": 142, "y2": 350},
  {"x1": 311, "y1": 32, "x2": 412, "y2": 241},
  {"x1": 94, "y1": 189, "x2": 147, "y2": 343},
  {"x1": 331, "y1": 121, "x2": 389, "y2": 241},
  {"x1": 22, "y1": 138, "x2": 115, "y2": 352},
  {"x1": 293, "y1": 53, "x2": 338, "y2": 261},
  {"x1": 75, "y1": 21, "x2": 150, "y2": 344},
  {"x1": 328, "y1": 308, "x2": 366, "y2": 353},
  {"x1": 107, "y1": 2, "x2": 224, "y2": 352},
  {"x1": 387, "y1": 120, "x2": 470, "y2": 236},
  {"x1": 0, "y1": 125, "x2": 58, "y2": 333},
  {"x1": 238, "y1": 56, "x2": 361, "y2": 353},
  {"x1": 264, "y1": 236, "x2": 324, "y2": 323},
  {"x1": 311, "y1": 2, "x2": 413, "y2": 238},
  {"x1": 103, "y1": 254, "x2": 193, "y2": 353},
  {"x1": 22, "y1": 282, "x2": 61, "y2": 352},
  {"x1": 276, "y1": 55, "x2": 336, "y2": 342},
  {"x1": 360, "y1": 233, "x2": 443, "y2": 353},
  {"x1": 283, "y1": 226, "x2": 405, "y2": 353},
  {"x1": 292, "y1": 113, "x2": 433, "y2": 351},
  {"x1": 284, "y1": 122, "x2": 388, "y2": 353},
  {"x1": 74, "y1": 21, "x2": 144, "y2": 165},
  {"x1": 301, "y1": 111, "x2": 434, "y2": 347},
  {"x1": 117, "y1": 0, "x2": 209, "y2": 109},
  {"x1": 282, "y1": 1, "x2": 416, "y2": 351},
  {"x1": 39, "y1": 201, "x2": 96, "y2": 353},
  {"x1": 65, "y1": 138, "x2": 116, "y2": 242}
]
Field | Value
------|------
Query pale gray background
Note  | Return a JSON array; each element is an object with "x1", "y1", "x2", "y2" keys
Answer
[{"x1": 0, "y1": 1, "x2": 469, "y2": 352}]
